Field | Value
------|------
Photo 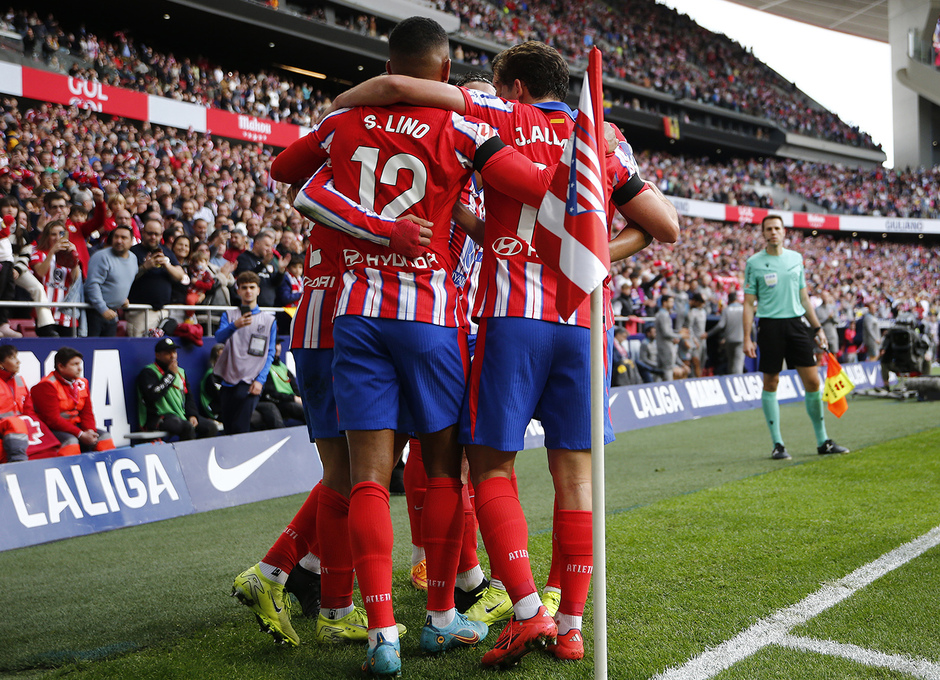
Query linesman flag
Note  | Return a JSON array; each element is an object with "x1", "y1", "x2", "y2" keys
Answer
[
  {"x1": 532, "y1": 47, "x2": 611, "y2": 320},
  {"x1": 823, "y1": 352, "x2": 854, "y2": 417}
]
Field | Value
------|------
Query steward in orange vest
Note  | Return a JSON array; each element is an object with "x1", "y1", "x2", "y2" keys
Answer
[
  {"x1": 0, "y1": 344, "x2": 34, "y2": 463},
  {"x1": 30, "y1": 347, "x2": 115, "y2": 456}
]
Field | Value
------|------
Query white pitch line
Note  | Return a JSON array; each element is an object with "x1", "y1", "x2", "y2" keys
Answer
[
  {"x1": 651, "y1": 524, "x2": 940, "y2": 680},
  {"x1": 778, "y1": 635, "x2": 940, "y2": 680}
]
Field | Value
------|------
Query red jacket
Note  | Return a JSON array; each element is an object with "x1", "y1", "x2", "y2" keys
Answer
[
  {"x1": 30, "y1": 372, "x2": 94, "y2": 436},
  {"x1": 0, "y1": 369, "x2": 33, "y2": 419}
]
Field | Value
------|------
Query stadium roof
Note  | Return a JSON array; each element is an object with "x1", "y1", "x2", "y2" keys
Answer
[{"x1": 724, "y1": 0, "x2": 888, "y2": 43}]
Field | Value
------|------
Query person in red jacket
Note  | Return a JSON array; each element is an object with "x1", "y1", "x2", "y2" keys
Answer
[
  {"x1": 0, "y1": 344, "x2": 34, "y2": 463},
  {"x1": 30, "y1": 346, "x2": 115, "y2": 457}
]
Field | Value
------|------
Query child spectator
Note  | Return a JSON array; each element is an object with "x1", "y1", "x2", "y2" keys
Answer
[
  {"x1": 187, "y1": 249, "x2": 216, "y2": 306},
  {"x1": 279, "y1": 254, "x2": 303, "y2": 309},
  {"x1": 30, "y1": 346, "x2": 115, "y2": 456}
]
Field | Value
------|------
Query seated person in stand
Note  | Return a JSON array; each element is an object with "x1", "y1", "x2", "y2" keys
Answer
[
  {"x1": 137, "y1": 337, "x2": 218, "y2": 440},
  {"x1": 0, "y1": 344, "x2": 35, "y2": 463},
  {"x1": 253, "y1": 340, "x2": 306, "y2": 430},
  {"x1": 30, "y1": 346, "x2": 116, "y2": 456}
]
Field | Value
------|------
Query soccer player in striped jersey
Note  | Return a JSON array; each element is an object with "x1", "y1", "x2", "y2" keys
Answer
[
  {"x1": 270, "y1": 18, "x2": 570, "y2": 677},
  {"x1": 327, "y1": 41, "x2": 679, "y2": 668},
  {"x1": 232, "y1": 167, "x2": 430, "y2": 648}
]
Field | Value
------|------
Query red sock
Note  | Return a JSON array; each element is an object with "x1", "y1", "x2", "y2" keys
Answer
[
  {"x1": 544, "y1": 497, "x2": 562, "y2": 590},
  {"x1": 423, "y1": 477, "x2": 463, "y2": 611},
  {"x1": 474, "y1": 476, "x2": 536, "y2": 604},
  {"x1": 474, "y1": 472, "x2": 517, "y2": 584},
  {"x1": 404, "y1": 438, "x2": 427, "y2": 550},
  {"x1": 557, "y1": 509, "x2": 593, "y2": 617},
  {"x1": 349, "y1": 481, "x2": 395, "y2": 628},
  {"x1": 263, "y1": 482, "x2": 321, "y2": 573},
  {"x1": 457, "y1": 482, "x2": 479, "y2": 573},
  {"x1": 317, "y1": 485, "x2": 353, "y2": 610}
]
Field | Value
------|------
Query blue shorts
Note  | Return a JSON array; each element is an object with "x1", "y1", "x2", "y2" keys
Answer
[
  {"x1": 332, "y1": 316, "x2": 468, "y2": 434},
  {"x1": 461, "y1": 317, "x2": 614, "y2": 452},
  {"x1": 291, "y1": 348, "x2": 342, "y2": 441}
]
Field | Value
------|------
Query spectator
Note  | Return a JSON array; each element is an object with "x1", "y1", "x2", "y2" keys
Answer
[
  {"x1": 213, "y1": 271, "x2": 277, "y2": 435},
  {"x1": 136, "y1": 337, "x2": 218, "y2": 440},
  {"x1": 0, "y1": 344, "x2": 34, "y2": 463},
  {"x1": 815, "y1": 291, "x2": 840, "y2": 358},
  {"x1": 706, "y1": 290, "x2": 746, "y2": 374},
  {"x1": 687, "y1": 291, "x2": 707, "y2": 377},
  {"x1": 84, "y1": 225, "x2": 138, "y2": 337},
  {"x1": 279, "y1": 255, "x2": 303, "y2": 310},
  {"x1": 223, "y1": 223, "x2": 248, "y2": 263},
  {"x1": 4, "y1": 197, "x2": 58, "y2": 337},
  {"x1": 862, "y1": 302, "x2": 882, "y2": 361},
  {"x1": 29, "y1": 220, "x2": 81, "y2": 336},
  {"x1": 127, "y1": 218, "x2": 186, "y2": 336},
  {"x1": 43, "y1": 189, "x2": 103, "y2": 274},
  {"x1": 30, "y1": 346, "x2": 115, "y2": 456},
  {"x1": 235, "y1": 228, "x2": 288, "y2": 308},
  {"x1": 0, "y1": 201, "x2": 19, "y2": 338},
  {"x1": 253, "y1": 339, "x2": 305, "y2": 430},
  {"x1": 636, "y1": 324, "x2": 663, "y2": 382},
  {"x1": 655, "y1": 293, "x2": 681, "y2": 381},
  {"x1": 199, "y1": 342, "x2": 224, "y2": 423},
  {"x1": 186, "y1": 248, "x2": 217, "y2": 306}
]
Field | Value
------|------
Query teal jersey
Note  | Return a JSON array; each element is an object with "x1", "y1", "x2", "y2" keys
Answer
[{"x1": 743, "y1": 248, "x2": 806, "y2": 319}]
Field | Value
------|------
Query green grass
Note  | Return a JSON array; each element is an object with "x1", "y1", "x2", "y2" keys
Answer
[{"x1": 1, "y1": 397, "x2": 938, "y2": 679}]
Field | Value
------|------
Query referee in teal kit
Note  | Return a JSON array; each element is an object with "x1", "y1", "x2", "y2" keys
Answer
[{"x1": 742, "y1": 215, "x2": 849, "y2": 460}]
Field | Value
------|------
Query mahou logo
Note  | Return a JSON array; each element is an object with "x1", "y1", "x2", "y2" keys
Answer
[
  {"x1": 807, "y1": 213, "x2": 827, "y2": 227},
  {"x1": 238, "y1": 116, "x2": 272, "y2": 141}
]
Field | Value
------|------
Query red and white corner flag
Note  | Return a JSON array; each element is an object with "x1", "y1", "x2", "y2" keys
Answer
[{"x1": 532, "y1": 47, "x2": 610, "y2": 320}]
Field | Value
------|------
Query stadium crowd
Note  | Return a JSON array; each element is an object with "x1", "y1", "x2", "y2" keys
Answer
[{"x1": 4, "y1": 2, "x2": 878, "y2": 150}]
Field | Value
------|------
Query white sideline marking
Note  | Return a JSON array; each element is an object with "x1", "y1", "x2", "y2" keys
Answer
[
  {"x1": 778, "y1": 635, "x2": 940, "y2": 679},
  {"x1": 652, "y1": 525, "x2": 940, "y2": 680}
]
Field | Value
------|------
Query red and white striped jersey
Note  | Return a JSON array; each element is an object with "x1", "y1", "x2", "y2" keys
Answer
[
  {"x1": 461, "y1": 89, "x2": 643, "y2": 329},
  {"x1": 282, "y1": 104, "x2": 501, "y2": 327},
  {"x1": 289, "y1": 223, "x2": 342, "y2": 350},
  {"x1": 29, "y1": 249, "x2": 77, "y2": 328}
]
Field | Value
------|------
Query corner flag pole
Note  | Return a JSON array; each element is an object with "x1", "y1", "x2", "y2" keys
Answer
[
  {"x1": 587, "y1": 46, "x2": 608, "y2": 680},
  {"x1": 590, "y1": 283, "x2": 607, "y2": 679}
]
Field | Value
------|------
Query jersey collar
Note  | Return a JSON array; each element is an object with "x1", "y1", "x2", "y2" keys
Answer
[{"x1": 533, "y1": 100, "x2": 575, "y2": 119}]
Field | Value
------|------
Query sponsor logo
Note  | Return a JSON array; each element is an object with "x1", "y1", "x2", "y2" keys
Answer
[
  {"x1": 67, "y1": 77, "x2": 109, "y2": 112},
  {"x1": 308, "y1": 248, "x2": 322, "y2": 267},
  {"x1": 238, "y1": 115, "x2": 272, "y2": 135},
  {"x1": 684, "y1": 379, "x2": 728, "y2": 409},
  {"x1": 207, "y1": 437, "x2": 290, "y2": 492},
  {"x1": 725, "y1": 374, "x2": 764, "y2": 403},
  {"x1": 364, "y1": 593, "x2": 392, "y2": 603},
  {"x1": 7, "y1": 453, "x2": 181, "y2": 528},
  {"x1": 344, "y1": 249, "x2": 363, "y2": 266},
  {"x1": 884, "y1": 220, "x2": 923, "y2": 233},
  {"x1": 525, "y1": 419, "x2": 544, "y2": 437},
  {"x1": 806, "y1": 213, "x2": 828, "y2": 227},
  {"x1": 627, "y1": 384, "x2": 684, "y2": 419},
  {"x1": 493, "y1": 236, "x2": 523, "y2": 257}
]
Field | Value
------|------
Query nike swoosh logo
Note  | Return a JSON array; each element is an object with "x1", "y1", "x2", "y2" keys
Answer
[
  {"x1": 207, "y1": 437, "x2": 290, "y2": 491},
  {"x1": 485, "y1": 604, "x2": 502, "y2": 613}
]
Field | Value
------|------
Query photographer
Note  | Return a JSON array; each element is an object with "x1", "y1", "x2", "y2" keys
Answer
[
  {"x1": 29, "y1": 220, "x2": 81, "y2": 335},
  {"x1": 127, "y1": 217, "x2": 186, "y2": 337}
]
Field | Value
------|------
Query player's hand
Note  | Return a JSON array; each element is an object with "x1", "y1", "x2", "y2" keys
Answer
[
  {"x1": 743, "y1": 337, "x2": 757, "y2": 359},
  {"x1": 604, "y1": 122, "x2": 619, "y2": 153},
  {"x1": 389, "y1": 215, "x2": 433, "y2": 258},
  {"x1": 249, "y1": 380, "x2": 263, "y2": 396}
]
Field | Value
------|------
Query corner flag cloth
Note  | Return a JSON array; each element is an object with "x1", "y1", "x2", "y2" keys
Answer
[
  {"x1": 823, "y1": 352, "x2": 853, "y2": 417},
  {"x1": 532, "y1": 47, "x2": 610, "y2": 320}
]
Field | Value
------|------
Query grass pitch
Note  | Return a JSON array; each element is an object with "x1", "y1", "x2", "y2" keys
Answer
[{"x1": 1, "y1": 396, "x2": 938, "y2": 679}]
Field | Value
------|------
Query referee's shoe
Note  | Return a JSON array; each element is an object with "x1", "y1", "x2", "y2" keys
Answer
[
  {"x1": 818, "y1": 439, "x2": 849, "y2": 455},
  {"x1": 771, "y1": 443, "x2": 790, "y2": 460}
]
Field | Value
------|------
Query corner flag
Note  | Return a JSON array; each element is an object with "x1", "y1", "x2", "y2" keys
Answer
[{"x1": 532, "y1": 47, "x2": 610, "y2": 320}]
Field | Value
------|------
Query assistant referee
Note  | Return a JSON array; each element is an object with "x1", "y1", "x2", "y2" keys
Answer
[{"x1": 742, "y1": 215, "x2": 849, "y2": 460}]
